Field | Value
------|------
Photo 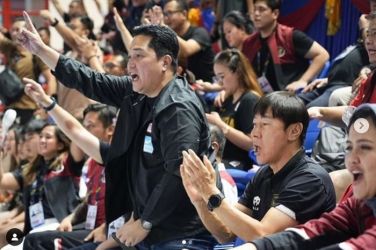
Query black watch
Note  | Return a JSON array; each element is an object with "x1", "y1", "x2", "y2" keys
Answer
[
  {"x1": 141, "y1": 219, "x2": 152, "y2": 231},
  {"x1": 207, "y1": 192, "x2": 225, "y2": 212}
]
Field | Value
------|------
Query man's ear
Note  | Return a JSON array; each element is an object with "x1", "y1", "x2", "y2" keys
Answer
[
  {"x1": 162, "y1": 54, "x2": 173, "y2": 71},
  {"x1": 287, "y1": 122, "x2": 303, "y2": 142},
  {"x1": 272, "y1": 9, "x2": 280, "y2": 19},
  {"x1": 211, "y1": 141, "x2": 220, "y2": 153},
  {"x1": 106, "y1": 125, "x2": 115, "y2": 140}
]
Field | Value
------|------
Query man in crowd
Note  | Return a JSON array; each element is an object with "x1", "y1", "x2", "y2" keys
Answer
[
  {"x1": 23, "y1": 103, "x2": 116, "y2": 249},
  {"x1": 19, "y1": 12, "x2": 214, "y2": 249},
  {"x1": 181, "y1": 92, "x2": 336, "y2": 244},
  {"x1": 242, "y1": 0, "x2": 329, "y2": 93}
]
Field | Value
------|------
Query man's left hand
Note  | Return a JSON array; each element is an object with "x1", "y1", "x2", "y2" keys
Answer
[
  {"x1": 116, "y1": 215, "x2": 150, "y2": 247},
  {"x1": 182, "y1": 149, "x2": 219, "y2": 201}
]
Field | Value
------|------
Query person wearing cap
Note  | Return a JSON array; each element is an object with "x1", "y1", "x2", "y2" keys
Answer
[{"x1": 234, "y1": 103, "x2": 376, "y2": 250}]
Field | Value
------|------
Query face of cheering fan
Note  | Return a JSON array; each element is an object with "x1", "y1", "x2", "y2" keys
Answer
[{"x1": 346, "y1": 117, "x2": 376, "y2": 200}]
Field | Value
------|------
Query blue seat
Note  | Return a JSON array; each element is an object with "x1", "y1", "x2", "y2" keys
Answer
[
  {"x1": 304, "y1": 119, "x2": 321, "y2": 156},
  {"x1": 226, "y1": 168, "x2": 257, "y2": 196},
  {"x1": 317, "y1": 61, "x2": 331, "y2": 79}
]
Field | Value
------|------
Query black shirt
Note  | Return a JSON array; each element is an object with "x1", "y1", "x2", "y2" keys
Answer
[
  {"x1": 182, "y1": 26, "x2": 215, "y2": 82},
  {"x1": 254, "y1": 30, "x2": 313, "y2": 90},
  {"x1": 215, "y1": 91, "x2": 259, "y2": 170},
  {"x1": 54, "y1": 55, "x2": 211, "y2": 244},
  {"x1": 239, "y1": 150, "x2": 335, "y2": 223}
]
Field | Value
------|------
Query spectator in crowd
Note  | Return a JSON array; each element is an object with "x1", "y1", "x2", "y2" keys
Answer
[
  {"x1": 208, "y1": 124, "x2": 238, "y2": 204},
  {"x1": 40, "y1": 10, "x2": 98, "y2": 118},
  {"x1": 222, "y1": 10, "x2": 254, "y2": 51},
  {"x1": 0, "y1": 126, "x2": 25, "y2": 248},
  {"x1": 298, "y1": 15, "x2": 369, "y2": 108},
  {"x1": 51, "y1": 0, "x2": 87, "y2": 24},
  {"x1": 0, "y1": 19, "x2": 57, "y2": 124},
  {"x1": 212, "y1": 0, "x2": 254, "y2": 49},
  {"x1": 234, "y1": 103, "x2": 376, "y2": 250},
  {"x1": 205, "y1": 49, "x2": 262, "y2": 170},
  {"x1": 151, "y1": 0, "x2": 215, "y2": 82},
  {"x1": 22, "y1": 102, "x2": 116, "y2": 250},
  {"x1": 18, "y1": 12, "x2": 215, "y2": 249},
  {"x1": 181, "y1": 91, "x2": 335, "y2": 244},
  {"x1": 242, "y1": 0, "x2": 329, "y2": 93},
  {"x1": 0, "y1": 120, "x2": 85, "y2": 249},
  {"x1": 308, "y1": 11, "x2": 376, "y2": 126}
]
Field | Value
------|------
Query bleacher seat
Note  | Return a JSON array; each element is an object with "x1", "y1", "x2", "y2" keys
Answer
[{"x1": 304, "y1": 119, "x2": 321, "y2": 156}]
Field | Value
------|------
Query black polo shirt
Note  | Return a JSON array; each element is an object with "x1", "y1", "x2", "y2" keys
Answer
[{"x1": 238, "y1": 150, "x2": 335, "y2": 223}]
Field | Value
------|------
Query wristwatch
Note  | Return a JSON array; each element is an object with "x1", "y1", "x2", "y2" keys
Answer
[
  {"x1": 141, "y1": 219, "x2": 153, "y2": 231},
  {"x1": 207, "y1": 192, "x2": 225, "y2": 212}
]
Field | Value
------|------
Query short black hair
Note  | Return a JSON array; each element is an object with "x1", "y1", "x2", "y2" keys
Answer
[
  {"x1": 133, "y1": 24, "x2": 179, "y2": 72},
  {"x1": 78, "y1": 16, "x2": 96, "y2": 40},
  {"x1": 23, "y1": 119, "x2": 47, "y2": 135},
  {"x1": 165, "y1": 0, "x2": 189, "y2": 12},
  {"x1": 254, "y1": 91, "x2": 309, "y2": 145},
  {"x1": 83, "y1": 103, "x2": 117, "y2": 128},
  {"x1": 254, "y1": 0, "x2": 281, "y2": 11},
  {"x1": 223, "y1": 11, "x2": 254, "y2": 34}
]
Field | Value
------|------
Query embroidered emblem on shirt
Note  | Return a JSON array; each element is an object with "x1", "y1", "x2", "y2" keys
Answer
[{"x1": 253, "y1": 196, "x2": 261, "y2": 211}]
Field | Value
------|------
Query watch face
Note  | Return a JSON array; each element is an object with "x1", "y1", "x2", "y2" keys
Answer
[
  {"x1": 142, "y1": 220, "x2": 152, "y2": 230},
  {"x1": 208, "y1": 193, "x2": 224, "y2": 211}
]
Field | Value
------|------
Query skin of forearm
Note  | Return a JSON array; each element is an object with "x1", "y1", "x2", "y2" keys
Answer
[
  {"x1": 299, "y1": 55, "x2": 328, "y2": 83},
  {"x1": 55, "y1": 23, "x2": 80, "y2": 50},
  {"x1": 88, "y1": 57, "x2": 105, "y2": 73},
  {"x1": 193, "y1": 200, "x2": 235, "y2": 243},
  {"x1": 224, "y1": 126, "x2": 253, "y2": 151},
  {"x1": 212, "y1": 201, "x2": 269, "y2": 242},
  {"x1": 319, "y1": 106, "x2": 347, "y2": 127},
  {"x1": 118, "y1": 25, "x2": 133, "y2": 52},
  {"x1": 12, "y1": 211, "x2": 25, "y2": 223},
  {"x1": 36, "y1": 43, "x2": 60, "y2": 70}
]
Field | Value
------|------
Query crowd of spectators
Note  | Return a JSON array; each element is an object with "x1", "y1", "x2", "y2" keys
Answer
[{"x1": 0, "y1": 0, "x2": 375, "y2": 249}]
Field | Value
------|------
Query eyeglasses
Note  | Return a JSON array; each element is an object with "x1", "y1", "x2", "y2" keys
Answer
[{"x1": 163, "y1": 10, "x2": 181, "y2": 17}]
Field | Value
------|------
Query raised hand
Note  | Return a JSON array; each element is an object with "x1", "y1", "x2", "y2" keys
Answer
[
  {"x1": 23, "y1": 77, "x2": 51, "y2": 107},
  {"x1": 16, "y1": 12, "x2": 45, "y2": 55}
]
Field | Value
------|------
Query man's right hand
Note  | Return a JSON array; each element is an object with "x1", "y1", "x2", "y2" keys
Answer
[
  {"x1": 16, "y1": 12, "x2": 45, "y2": 55},
  {"x1": 23, "y1": 78, "x2": 51, "y2": 108}
]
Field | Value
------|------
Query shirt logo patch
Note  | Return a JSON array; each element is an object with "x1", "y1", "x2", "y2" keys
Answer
[
  {"x1": 252, "y1": 196, "x2": 261, "y2": 211},
  {"x1": 278, "y1": 47, "x2": 286, "y2": 57}
]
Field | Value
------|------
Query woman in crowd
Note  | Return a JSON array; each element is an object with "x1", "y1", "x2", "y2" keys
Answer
[
  {"x1": 0, "y1": 121, "x2": 84, "y2": 238},
  {"x1": 222, "y1": 10, "x2": 253, "y2": 51},
  {"x1": 234, "y1": 103, "x2": 376, "y2": 249},
  {"x1": 206, "y1": 49, "x2": 262, "y2": 170},
  {"x1": 0, "y1": 126, "x2": 25, "y2": 247}
]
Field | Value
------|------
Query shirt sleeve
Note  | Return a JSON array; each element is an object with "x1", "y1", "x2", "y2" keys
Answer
[
  {"x1": 238, "y1": 173, "x2": 257, "y2": 208},
  {"x1": 274, "y1": 170, "x2": 334, "y2": 223},
  {"x1": 53, "y1": 55, "x2": 133, "y2": 107},
  {"x1": 292, "y1": 30, "x2": 314, "y2": 58},
  {"x1": 189, "y1": 27, "x2": 212, "y2": 49},
  {"x1": 11, "y1": 168, "x2": 24, "y2": 190},
  {"x1": 99, "y1": 142, "x2": 111, "y2": 165},
  {"x1": 140, "y1": 101, "x2": 204, "y2": 225},
  {"x1": 234, "y1": 93, "x2": 259, "y2": 134}
]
